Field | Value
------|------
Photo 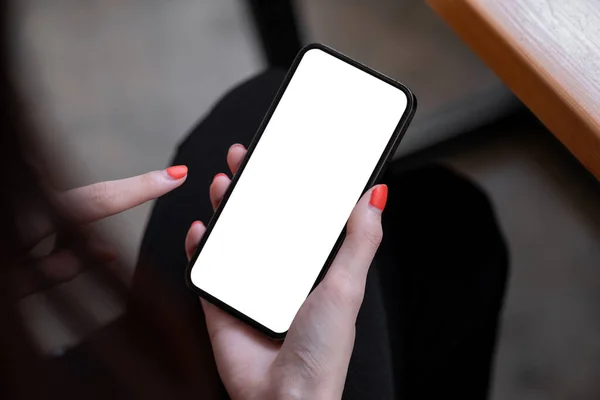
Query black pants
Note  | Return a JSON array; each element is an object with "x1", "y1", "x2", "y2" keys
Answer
[{"x1": 133, "y1": 70, "x2": 509, "y2": 399}]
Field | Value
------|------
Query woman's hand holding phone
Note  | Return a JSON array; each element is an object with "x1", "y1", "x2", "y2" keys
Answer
[{"x1": 185, "y1": 144, "x2": 387, "y2": 399}]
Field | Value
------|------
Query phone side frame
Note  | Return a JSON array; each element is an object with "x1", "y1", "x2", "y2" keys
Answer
[{"x1": 185, "y1": 43, "x2": 417, "y2": 339}]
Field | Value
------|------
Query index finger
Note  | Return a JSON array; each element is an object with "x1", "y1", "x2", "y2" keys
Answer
[{"x1": 60, "y1": 165, "x2": 188, "y2": 223}]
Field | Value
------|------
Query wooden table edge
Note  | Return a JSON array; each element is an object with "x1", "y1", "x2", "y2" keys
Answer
[{"x1": 426, "y1": 0, "x2": 600, "y2": 180}]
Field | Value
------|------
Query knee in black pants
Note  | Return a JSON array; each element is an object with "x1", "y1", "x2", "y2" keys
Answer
[{"x1": 378, "y1": 165, "x2": 509, "y2": 399}]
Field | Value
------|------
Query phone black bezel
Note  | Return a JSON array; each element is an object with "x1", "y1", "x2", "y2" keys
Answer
[{"x1": 185, "y1": 43, "x2": 417, "y2": 339}]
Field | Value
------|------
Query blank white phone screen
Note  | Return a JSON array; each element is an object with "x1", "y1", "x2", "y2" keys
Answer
[{"x1": 190, "y1": 48, "x2": 408, "y2": 334}]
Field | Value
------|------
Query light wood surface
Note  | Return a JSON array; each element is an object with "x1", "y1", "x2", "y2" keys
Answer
[{"x1": 426, "y1": 0, "x2": 600, "y2": 179}]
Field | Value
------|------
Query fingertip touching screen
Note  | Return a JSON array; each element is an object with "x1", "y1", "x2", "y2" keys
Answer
[{"x1": 190, "y1": 47, "x2": 409, "y2": 335}]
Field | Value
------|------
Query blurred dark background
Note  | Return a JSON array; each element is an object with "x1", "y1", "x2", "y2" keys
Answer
[{"x1": 10, "y1": 1, "x2": 600, "y2": 399}]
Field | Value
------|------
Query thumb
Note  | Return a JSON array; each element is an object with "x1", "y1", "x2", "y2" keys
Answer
[
  {"x1": 279, "y1": 185, "x2": 387, "y2": 396},
  {"x1": 317, "y1": 184, "x2": 387, "y2": 319}
]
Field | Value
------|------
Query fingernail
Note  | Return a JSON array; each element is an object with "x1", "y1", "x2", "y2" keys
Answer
[
  {"x1": 369, "y1": 184, "x2": 388, "y2": 212},
  {"x1": 213, "y1": 173, "x2": 227, "y2": 181},
  {"x1": 191, "y1": 220, "x2": 204, "y2": 228},
  {"x1": 166, "y1": 165, "x2": 188, "y2": 180},
  {"x1": 231, "y1": 143, "x2": 246, "y2": 150}
]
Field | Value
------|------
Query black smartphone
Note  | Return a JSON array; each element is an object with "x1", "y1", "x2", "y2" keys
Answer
[{"x1": 186, "y1": 44, "x2": 416, "y2": 339}]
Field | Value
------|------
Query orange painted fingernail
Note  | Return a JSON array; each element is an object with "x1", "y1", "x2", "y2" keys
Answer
[
  {"x1": 213, "y1": 173, "x2": 227, "y2": 181},
  {"x1": 369, "y1": 184, "x2": 388, "y2": 211},
  {"x1": 166, "y1": 165, "x2": 188, "y2": 180}
]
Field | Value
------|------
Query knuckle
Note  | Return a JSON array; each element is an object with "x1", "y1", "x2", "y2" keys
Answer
[
  {"x1": 140, "y1": 171, "x2": 158, "y2": 188},
  {"x1": 288, "y1": 345, "x2": 326, "y2": 381},
  {"x1": 324, "y1": 273, "x2": 364, "y2": 309},
  {"x1": 89, "y1": 182, "x2": 115, "y2": 205},
  {"x1": 361, "y1": 222, "x2": 383, "y2": 249}
]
